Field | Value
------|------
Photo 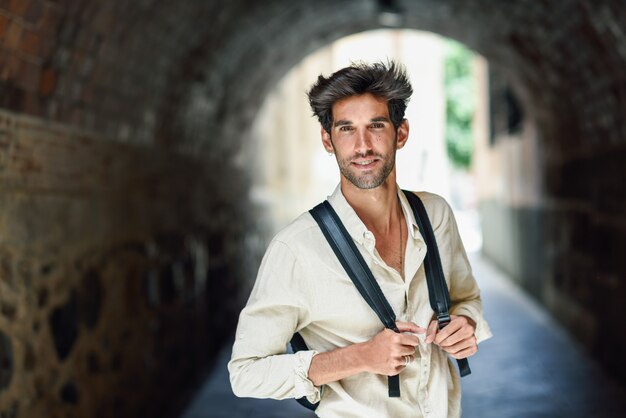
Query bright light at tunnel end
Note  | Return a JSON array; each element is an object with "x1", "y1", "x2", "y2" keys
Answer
[
  {"x1": 378, "y1": 11, "x2": 403, "y2": 28},
  {"x1": 377, "y1": 0, "x2": 404, "y2": 27}
]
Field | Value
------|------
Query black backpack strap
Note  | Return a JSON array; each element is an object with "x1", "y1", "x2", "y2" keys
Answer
[
  {"x1": 402, "y1": 190, "x2": 471, "y2": 377},
  {"x1": 289, "y1": 333, "x2": 319, "y2": 411},
  {"x1": 307, "y1": 200, "x2": 401, "y2": 398},
  {"x1": 310, "y1": 202, "x2": 399, "y2": 331}
]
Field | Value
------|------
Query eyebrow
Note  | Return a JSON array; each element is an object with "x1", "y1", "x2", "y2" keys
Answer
[
  {"x1": 333, "y1": 119, "x2": 352, "y2": 127},
  {"x1": 333, "y1": 116, "x2": 390, "y2": 128}
]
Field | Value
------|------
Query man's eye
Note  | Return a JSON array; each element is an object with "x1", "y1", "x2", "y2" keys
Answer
[
  {"x1": 339, "y1": 126, "x2": 353, "y2": 132},
  {"x1": 371, "y1": 123, "x2": 384, "y2": 128}
]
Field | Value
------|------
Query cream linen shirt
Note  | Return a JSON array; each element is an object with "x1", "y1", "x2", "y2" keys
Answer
[{"x1": 229, "y1": 185, "x2": 492, "y2": 418}]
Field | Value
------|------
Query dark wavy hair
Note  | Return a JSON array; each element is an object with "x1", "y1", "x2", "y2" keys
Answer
[{"x1": 307, "y1": 61, "x2": 413, "y2": 133}]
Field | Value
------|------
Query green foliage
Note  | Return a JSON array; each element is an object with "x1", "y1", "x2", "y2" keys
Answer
[{"x1": 444, "y1": 40, "x2": 475, "y2": 170}]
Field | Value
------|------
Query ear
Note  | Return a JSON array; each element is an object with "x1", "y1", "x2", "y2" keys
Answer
[
  {"x1": 396, "y1": 119, "x2": 409, "y2": 150},
  {"x1": 321, "y1": 127, "x2": 334, "y2": 153}
]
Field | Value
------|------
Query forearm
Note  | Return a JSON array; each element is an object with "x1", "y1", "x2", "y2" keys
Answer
[
  {"x1": 307, "y1": 342, "x2": 369, "y2": 386},
  {"x1": 307, "y1": 323, "x2": 423, "y2": 386},
  {"x1": 229, "y1": 350, "x2": 319, "y2": 399},
  {"x1": 450, "y1": 299, "x2": 491, "y2": 343}
]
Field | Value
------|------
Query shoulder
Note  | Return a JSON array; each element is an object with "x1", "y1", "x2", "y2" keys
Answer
[
  {"x1": 405, "y1": 190, "x2": 454, "y2": 230},
  {"x1": 411, "y1": 190, "x2": 451, "y2": 210},
  {"x1": 267, "y1": 210, "x2": 322, "y2": 261},
  {"x1": 259, "y1": 210, "x2": 326, "y2": 287},
  {"x1": 272, "y1": 211, "x2": 318, "y2": 245}
]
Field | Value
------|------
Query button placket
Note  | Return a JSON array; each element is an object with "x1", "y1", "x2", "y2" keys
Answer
[{"x1": 417, "y1": 343, "x2": 431, "y2": 388}]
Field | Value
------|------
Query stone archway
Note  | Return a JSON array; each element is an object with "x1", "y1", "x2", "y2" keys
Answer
[{"x1": 1, "y1": 1, "x2": 625, "y2": 416}]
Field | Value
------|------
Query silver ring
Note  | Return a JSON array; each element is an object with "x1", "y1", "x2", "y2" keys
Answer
[{"x1": 404, "y1": 355, "x2": 410, "y2": 366}]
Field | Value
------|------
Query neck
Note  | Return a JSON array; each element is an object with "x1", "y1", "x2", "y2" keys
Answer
[{"x1": 340, "y1": 170, "x2": 402, "y2": 234}]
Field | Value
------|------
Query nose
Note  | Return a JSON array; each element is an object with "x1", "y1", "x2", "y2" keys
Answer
[{"x1": 354, "y1": 129, "x2": 373, "y2": 155}]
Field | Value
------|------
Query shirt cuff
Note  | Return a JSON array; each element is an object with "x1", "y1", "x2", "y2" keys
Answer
[
  {"x1": 450, "y1": 306, "x2": 493, "y2": 344},
  {"x1": 294, "y1": 350, "x2": 321, "y2": 403}
]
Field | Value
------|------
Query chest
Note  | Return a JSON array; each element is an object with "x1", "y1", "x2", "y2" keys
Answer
[
  {"x1": 375, "y1": 239, "x2": 401, "y2": 274},
  {"x1": 373, "y1": 222, "x2": 407, "y2": 277},
  {"x1": 305, "y1": 253, "x2": 433, "y2": 344}
]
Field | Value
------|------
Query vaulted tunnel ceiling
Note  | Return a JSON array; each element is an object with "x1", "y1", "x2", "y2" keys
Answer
[{"x1": 4, "y1": 0, "x2": 624, "y2": 159}]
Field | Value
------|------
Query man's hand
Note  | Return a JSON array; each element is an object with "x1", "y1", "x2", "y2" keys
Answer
[
  {"x1": 360, "y1": 322, "x2": 425, "y2": 376},
  {"x1": 425, "y1": 315, "x2": 477, "y2": 359},
  {"x1": 308, "y1": 321, "x2": 425, "y2": 386}
]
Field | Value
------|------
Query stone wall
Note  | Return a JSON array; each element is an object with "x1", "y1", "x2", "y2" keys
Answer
[{"x1": 0, "y1": 110, "x2": 253, "y2": 417}]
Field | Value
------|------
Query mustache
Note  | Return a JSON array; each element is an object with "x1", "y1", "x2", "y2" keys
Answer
[{"x1": 349, "y1": 151, "x2": 382, "y2": 160}]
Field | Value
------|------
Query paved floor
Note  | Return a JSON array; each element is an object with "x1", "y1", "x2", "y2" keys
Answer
[{"x1": 180, "y1": 253, "x2": 626, "y2": 417}]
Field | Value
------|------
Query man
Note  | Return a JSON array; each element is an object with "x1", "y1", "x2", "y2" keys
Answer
[{"x1": 229, "y1": 61, "x2": 492, "y2": 417}]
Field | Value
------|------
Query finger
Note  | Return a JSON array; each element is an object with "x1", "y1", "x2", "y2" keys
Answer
[
  {"x1": 434, "y1": 319, "x2": 464, "y2": 345},
  {"x1": 396, "y1": 333, "x2": 420, "y2": 347},
  {"x1": 396, "y1": 354, "x2": 415, "y2": 368},
  {"x1": 425, "y1": 319, "x2": 438, "y2": 344},
  {"x1": 403, "y1": 354, "x2": 415, "y2": 366},
  {"x1": 452, "y1": 314, "x2": 476, "y2": 329},
  {"x1": 398, "y1": 344, "x2": 418, "y2": 356},
  {"x1": 448, "y1": 344, "x2": 478, "y2": 360},
  {"x1": 441, "y1": 336, "x2": 477, "y2": 355},
  {"x1": 437, "y1": 325, "x2": 474, "y2": 348},
  {"x1": 436, "y1": 316, "x2": 476, "y2": 346},
  {"x1": 395, "y1": 321, "x2": 426, "y2": 334}
]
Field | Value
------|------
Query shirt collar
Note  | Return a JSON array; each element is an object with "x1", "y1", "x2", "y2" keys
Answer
[
  {"x1": 327, "y1": 184, "x2": 421, "y2": 244},
  {"x1": 396, "y1": 186, "x2": 421, "y2": 240}
]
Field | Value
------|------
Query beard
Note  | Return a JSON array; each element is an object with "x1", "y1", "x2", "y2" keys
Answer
[{"x1": 334, "y1": 138, "x2": 397, "y2": 190}]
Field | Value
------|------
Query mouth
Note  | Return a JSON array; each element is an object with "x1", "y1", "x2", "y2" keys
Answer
[{"x1": 351, "y1": 158, "x2": 379, "y2": 169}]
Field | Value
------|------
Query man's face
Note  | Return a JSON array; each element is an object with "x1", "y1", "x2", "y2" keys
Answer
[{"x1": 322, "y1": 93, "x2": 409, "y2": 190}]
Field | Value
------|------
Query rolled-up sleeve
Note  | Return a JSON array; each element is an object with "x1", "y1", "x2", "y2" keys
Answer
[
  {"x1": 228, "y1": 239, "x2": 321, "y2": 402},
  {"x1": 443, "y1": 204, "x2": 493, "y2": 344}
]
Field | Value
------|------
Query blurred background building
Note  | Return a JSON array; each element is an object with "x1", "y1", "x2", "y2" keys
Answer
[{"x1": 248, "y1": 30, "x2": 453, "y2": 232}]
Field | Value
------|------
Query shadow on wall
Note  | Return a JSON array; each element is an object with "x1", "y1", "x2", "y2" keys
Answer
[{"x1": 0, "y1": 111, "x2": 254, "y2": 418}]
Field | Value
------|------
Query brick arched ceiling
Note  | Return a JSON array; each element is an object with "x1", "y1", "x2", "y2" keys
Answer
[{"x1": 3, "y1": 0, "x2": 624, "y2": 158}]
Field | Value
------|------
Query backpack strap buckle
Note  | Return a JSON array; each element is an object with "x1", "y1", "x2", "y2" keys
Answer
[{"x1": 436, "y1": 312, "x2": 451, "y2": 329}]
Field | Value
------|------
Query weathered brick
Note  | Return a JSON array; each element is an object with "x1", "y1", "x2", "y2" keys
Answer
[
  {"x1": 0, "y1": 13, "x2": 8, "y2": 40},
  {"x1": 39, "y1": 67, "x2": 56, "y2": 95},
  {"x1": 0, "y1": 50, "x2": 20, "y2": 79},
  {"x1": 38, "y1": 34, "x2": 52, "y2": 56},
  {"x1": 3, "y1": 19, "x2": 21, "y2": 50},
  {"x1": 16, "y1": 58, "x2": 40, "y2": 90},
  {"x1": 23, "y1": 0, "x2": 43, "y2": 24},
  {"x1": 22, "y1": 90, "x2": 39, "y2": 114},
  {"x1": 7, "y1": 0, "x2": 29, "y2": 15},
  {"x1": 37, "y1": 3, "x2": 60, "y2": 34},
  {"x1": 19, "y1": 28, "x2": 40, "y2": 57}
]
